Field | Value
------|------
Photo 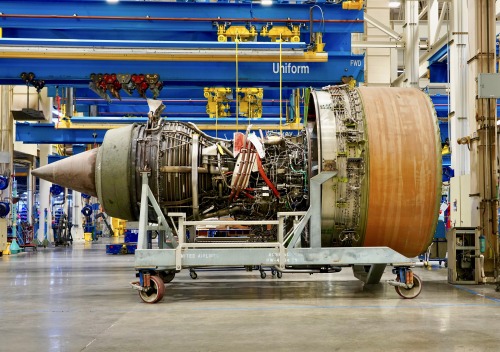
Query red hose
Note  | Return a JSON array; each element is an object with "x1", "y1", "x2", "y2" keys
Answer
[{"x1": 256, "y1": 154, "x2": 280, "y2": 199}]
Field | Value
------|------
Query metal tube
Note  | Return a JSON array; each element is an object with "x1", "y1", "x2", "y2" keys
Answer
[
  {"x1": 418, "y1": 5, "x2": 428, "y2": 20},
  {"x1": 405, "y1": 0, "x2": 419, "y2": 87},
  {"x1": 160, "y1": 166, "x2": 208, "y2": 174},
  {"x1": 309, "y1": 6, "x2": 314, "y2": 44},
  {"x1": 217, "y1": 143, "x2": 234, "y2": 158},
  {"x1": 364, "y1": 14, "x2": 402, "y2": 41},
  {"x1": 272, "y1": 266, "x2": 343, "y2": 274},
  {"x1": 449, "y1": 0, "x2": 469, "y2": 176},
  {"x1": 427, "y1": 0, "x2": 439, "y2": 45},
  {"x1": 27, "y1": 160, "x2": 33, "y2": 227},
  {"x1": 0, "y1": 47, "x2": 309, "y2": 62},
  {"x1": 180, "y1": 243, "x2": 280, "y2": 248},
  {"x1": 184, "y1": 220, "x2": 279, "y2": 226},
  {"x1": 137, "y1": 173, "x2": 150, "y2": 250},
  {"x1": 66, "y1": 87, "x2": 74, "y2": 118},
  {"x1": 433, "y1": 2, "x2": 448, "y2": 46},
  {"x1": 352, "y1": 41, "x2": 405, "y2": 48},
  {"x1": 0, "y1": 13, "x2": 362, "y2": 24},
  {"x1": 191, "y1": 134, "x2": 199, "y2": 220},
  {"x1": 37, "y1": 145, "x2": 51, "y2": 243}
]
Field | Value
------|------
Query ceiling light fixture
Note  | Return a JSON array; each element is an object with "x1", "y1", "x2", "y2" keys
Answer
[
  {"x1": 388, "y1": 1, "x2": 401, "y2": 8},
  {"x1": 261, "y1": 0, "x2": 273, "y2": 6}
]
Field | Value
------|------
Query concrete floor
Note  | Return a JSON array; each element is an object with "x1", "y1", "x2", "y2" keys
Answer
[{"x1": 1, "y1": 241, "x2": 500, "y2": 352}]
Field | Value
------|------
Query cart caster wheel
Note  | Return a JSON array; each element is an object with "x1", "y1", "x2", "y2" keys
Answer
[
  {"x1": 271, "y1": 268, "x2": 276, "y2": 276},
  {"x1": 395, "y1": 273, "x2": 422, "y2": 299},
  {"x1": 158, "y1": 270, "x2": 176, "y2": 283},
  {"x1": 139, "y1": 275, "x2": 165, "y2": 304},
  {"x1": 276, "y1": 271, "x2": 283, "y2": 279},
  {"x1": 190, "y1": 271, "x2": 198, "y2": 280},
  {"x1": 260, "y1": 271, "x2": 266, "y2": 279}
]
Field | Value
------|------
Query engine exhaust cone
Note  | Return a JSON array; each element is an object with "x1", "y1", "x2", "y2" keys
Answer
[{"x1": 32, "y1": 148, "x2": 98, "y2": 197}]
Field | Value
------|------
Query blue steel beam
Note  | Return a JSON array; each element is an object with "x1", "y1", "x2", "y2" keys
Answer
[
  {"x1": 70, "y1": 86, "x2": 297, "y2": 119},
  {"x1": 430, "y1": 94, "x2": 500, "y2": 120},
  {"x1": 2, "y1": 29, "x2": 355, "y2": 43},
  {"x1": 74, "y1": 104, "x2": 285, "y2": 118},
  {"x1": 90, "y1": 106, "x2": 283, "y2": 117},
  {"x1": 71, "y1": 87, "x2": 293, "y2": 102},
  {"x1": 15, "y1": 122, "x2": 107, "y2": 144},
  {"x1": 0, "y1": 1, "x2": 363, "y2": 35},
  {"x1": 428, "y1": 45, "x2": 448, "y2": 66},
  {"x1": 16, "y1": 118, "x2": 301, "y2": 144},
  {"x1": 76, "y1": 98, "x2": 287, "y2": 105},
  {"x1": 430, "y1": 94, "x2": 449, "y2": 118},
  {"x1": 0, "y1": 1, "x2": 362, "y2": 49},
  {"x1": 0, "y1": 56, "x2": 364, "y2": 86},
  {"x1": 71, "y1": 87, "x2": 292, "y2": 99},
  {"x1": 69, "y1": 117, "x2": 288, "y2": 124},
  {"x1": 427, "y1": 45, "x2": 448, "y2": 83},
  {"x1": 76, "y1": 99, "x2": 287, "y2": 110}
]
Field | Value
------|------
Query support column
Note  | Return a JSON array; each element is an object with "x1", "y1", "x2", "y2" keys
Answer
[
  {"x1": 390, "y1": 42, "x2": 399, "y2": 84},
  {"x1": 66, "y1": 87, "x2": 74, "y2": 118},
  {"x1": 0, "y1": 86, "x2": 13, "y2": 208},
  {"x1": 404, "y1": 0, "x2": 420, "y2": 87},
  {"x1": 72, "y1": 191, "x2": 84, "y2": 241},
  {"x1": 364, "y1": 0, "x2": 397, "y2": 86},
  {"x1": 467, "y1": 0, "x2": 498, "y2": 278},
  {"x1": 449, "y1": 0, "x2": 469, "y2": 176},
  {"x1": 427, "y1": 0, "x2": 438, "y2": 45},
  {"x1": 37, "y1": 144, "x2": 51, "y2": 242},
  {"x1": 27, "y1": 161, "x2": 33, "y2": 226}
]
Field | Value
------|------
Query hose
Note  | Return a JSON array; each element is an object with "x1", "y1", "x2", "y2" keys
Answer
[{"x1": 256, "y1": 154, "x2": 280, "y2": 198}]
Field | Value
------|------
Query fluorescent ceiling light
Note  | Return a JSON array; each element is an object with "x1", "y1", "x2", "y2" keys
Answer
[
  {"x1": 107, "y1": 0, "x2": 119, "y2": 4},
  {"x1": 261, "y1": 0, "x2": 273, "y2": 5},
  {"x1": 388, "y1": 1, "x2": 401, "y2": 8}
]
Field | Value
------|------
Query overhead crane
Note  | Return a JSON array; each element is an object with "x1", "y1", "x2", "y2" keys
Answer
[
  {"x1": 3, "y1": 0, "x2": 365, "y2": 144},
  {"x1": 0, "y1": 1, "x2": 363, "y2": 85}
]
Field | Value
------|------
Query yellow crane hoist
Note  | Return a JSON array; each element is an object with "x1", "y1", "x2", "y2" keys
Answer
[
  {"x1": 236, "y1": 87, "x2": 263, "y2": 119},
  {"x1": 204, "y1": 87, "x2": 232, "y2": 118},
  {"x1": 217, "y1": 25, "x2": 257, "y2": 42},
  {"x1": 260, "y1": 25, "x2": 301, "y2": 42}
]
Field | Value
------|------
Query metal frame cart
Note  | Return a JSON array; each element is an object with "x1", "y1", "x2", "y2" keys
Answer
[{"x1": 131, "y1": 172, "x2": 423, "y2": 303}]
